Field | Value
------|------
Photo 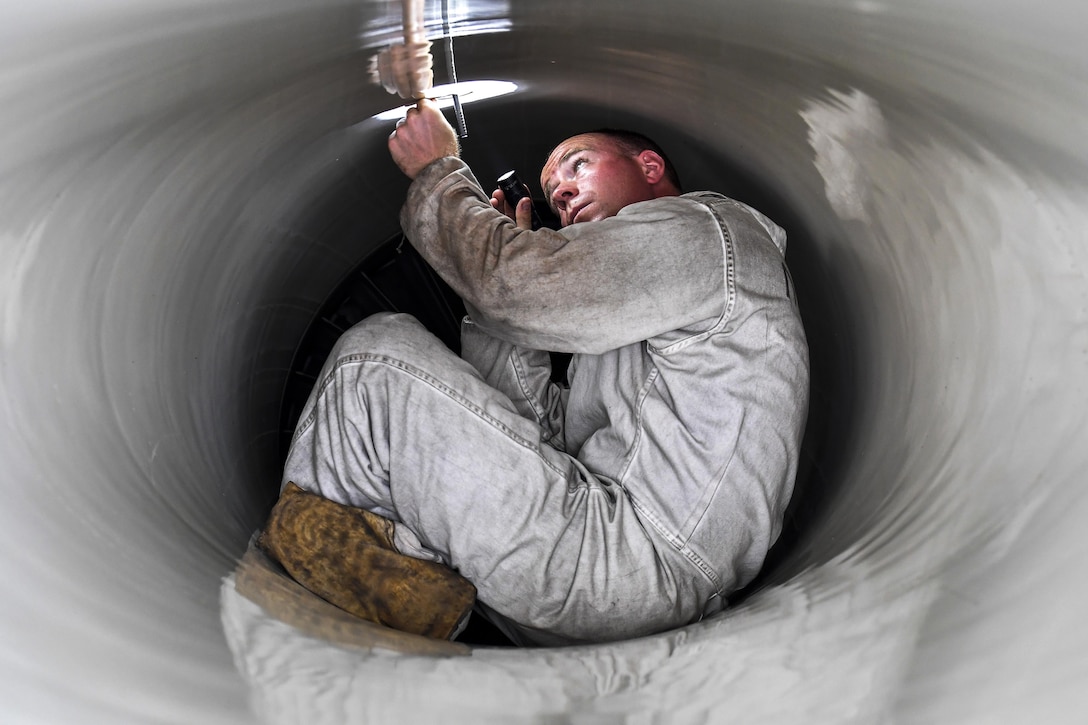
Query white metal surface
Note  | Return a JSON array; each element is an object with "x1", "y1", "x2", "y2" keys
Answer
[{"x1": 2, "y1": 1, "x2": 1086, "y2": 722}]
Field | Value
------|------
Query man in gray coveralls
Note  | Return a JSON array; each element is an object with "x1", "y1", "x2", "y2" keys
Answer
[{"x1": 280, "y1": 99, "x2": 810, "y2": 646}]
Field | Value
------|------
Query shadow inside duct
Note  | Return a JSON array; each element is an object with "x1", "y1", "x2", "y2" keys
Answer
[
  {"x1": 277, "y1": 235, "x2": 469, "y2": 457},
  {"x1": 264, "y1": 97, "x2": 859, "y2": 648}
]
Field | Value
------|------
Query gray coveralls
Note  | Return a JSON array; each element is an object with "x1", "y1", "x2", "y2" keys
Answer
[{"x1": 282, "y1": 157, "x2": 809, "y2": 646}]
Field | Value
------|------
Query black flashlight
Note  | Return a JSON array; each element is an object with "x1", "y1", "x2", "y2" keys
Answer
[{"x1": 497, "y1": 170, "x2": 543, "y2": 230}]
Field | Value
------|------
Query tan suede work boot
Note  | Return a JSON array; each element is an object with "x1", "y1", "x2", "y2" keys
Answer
[{"x1": 256, "y1": 482, "x2": 476, "y2": 640}]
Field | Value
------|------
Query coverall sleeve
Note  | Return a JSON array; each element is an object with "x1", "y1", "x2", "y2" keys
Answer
[
  {"x1": 459, "y1": 318, "x2": 568, "y2": 449},
  {"x1": 400, "y1": 157, "x2": 728, "y2": 355}
]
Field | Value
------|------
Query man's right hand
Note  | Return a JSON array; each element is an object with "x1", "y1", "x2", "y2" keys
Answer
[
  {"x1": 489, "y1": 189, "x2": 535, "y2": 230},
  {"x1": 388, "y1": 98, "x2": 460, "y2": 179}
]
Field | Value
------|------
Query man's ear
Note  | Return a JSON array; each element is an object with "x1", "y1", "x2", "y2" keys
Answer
[{"x1": 637, "y1": 150, "x2": 668, "y2": 186}]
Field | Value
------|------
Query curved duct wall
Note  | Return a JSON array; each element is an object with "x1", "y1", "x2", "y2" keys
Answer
[{"x1": 2, "y1": 1, "x2": 1086, "y2": 722}]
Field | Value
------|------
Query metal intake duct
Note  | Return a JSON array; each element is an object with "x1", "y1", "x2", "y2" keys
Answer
[{"x1": 2, "y1": 0, "x2": 1086, "y2": 722}]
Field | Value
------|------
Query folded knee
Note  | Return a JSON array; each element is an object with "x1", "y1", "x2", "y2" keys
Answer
[{"x1": 331, "y1": 312, "x2": 439, "y2": 362}]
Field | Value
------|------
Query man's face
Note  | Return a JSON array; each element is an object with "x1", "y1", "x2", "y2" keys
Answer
[{"x1": 539, "y1": 134, "x2": 656, "y2": 227}]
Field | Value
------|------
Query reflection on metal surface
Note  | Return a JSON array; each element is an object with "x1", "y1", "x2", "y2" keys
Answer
[
  {"x1": 370, "y1": 79, "x2": 518, "y2": 120},
  {"x1": 359, "y1": 0, "x2": 511, "y2": 48},
  {"x1": 1, "y1": 0, "x2": 1087, "y2": 723}
]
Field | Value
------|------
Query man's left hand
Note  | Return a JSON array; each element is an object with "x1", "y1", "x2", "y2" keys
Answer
[
  {"x1": 489, "y1": 190, "x2": 536, "y2": 230},
  {"x1": 388, "y1": 98, "x2": 460, "y2": 179}
]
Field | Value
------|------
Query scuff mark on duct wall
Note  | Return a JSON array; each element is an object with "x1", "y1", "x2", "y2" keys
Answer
[{"x1": 801, "y1": 88, "x2": 887, "y2": 224}]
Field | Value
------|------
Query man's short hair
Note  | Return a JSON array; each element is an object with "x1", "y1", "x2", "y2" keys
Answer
[{"x1": 591, "y1": 128, "x2": 683, "y2": 192}]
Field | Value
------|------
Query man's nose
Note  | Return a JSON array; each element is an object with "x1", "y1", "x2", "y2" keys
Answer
[{"x1": 551, "y1": 181, "x2": 576, "y2": 208}]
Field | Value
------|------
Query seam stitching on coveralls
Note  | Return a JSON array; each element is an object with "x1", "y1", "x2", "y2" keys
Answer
[{"x1": 298, "y1": 352, "x2": 570, "y2": 479}]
